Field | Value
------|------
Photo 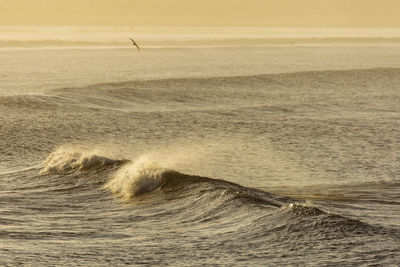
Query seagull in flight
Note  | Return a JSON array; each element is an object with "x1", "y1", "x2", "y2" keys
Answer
[{"x1": 129, "y1": 38, "x2": 140, "y2": 52}]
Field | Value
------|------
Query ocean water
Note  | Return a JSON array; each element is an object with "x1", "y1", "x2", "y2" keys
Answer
[{"x1": 1, "y1": 28, "x2": 400, "y2": 266}]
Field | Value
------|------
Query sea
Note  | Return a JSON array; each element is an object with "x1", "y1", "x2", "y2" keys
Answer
[{"x1": 1, "y1": 27, "x2": 400, "y2": 266}]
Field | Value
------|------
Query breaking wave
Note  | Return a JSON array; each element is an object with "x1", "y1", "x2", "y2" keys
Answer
[
  {"x1": 102, "y1": 155, "x2": 289, "y2": 208},
  {"x1": 40, "y1": 146, "x2": 127, "y2": 174},
  {"x1": 37, "y1": 147, "x2": 394, "y2": 241}
]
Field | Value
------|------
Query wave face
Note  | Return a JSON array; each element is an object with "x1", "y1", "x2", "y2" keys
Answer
[{"x1": 103, "y1": 157, "x2": 287, "y2": 207}]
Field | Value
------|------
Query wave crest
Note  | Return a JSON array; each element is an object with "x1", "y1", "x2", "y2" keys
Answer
[
  {"x1": 284, "y1": 202, "x2": 326, "y2": 217},
  {"x1": 40, "y1": 147, "x2": 126, "y2": 174},
  {"x1": 104, "y1": 157, "x2": 169, "y2": 200}
]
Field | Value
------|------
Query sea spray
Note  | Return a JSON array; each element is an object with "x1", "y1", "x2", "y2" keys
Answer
[{"x1": 104, "y1": 156, "x2": 167, "y2": 200}]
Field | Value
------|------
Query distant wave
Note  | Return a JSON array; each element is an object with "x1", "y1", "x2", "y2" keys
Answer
[
  {"x1": 0, "y1": 94, "x2": 61, "y2": 109},
  {"x1": 52, "y1": 67, "x2": 400, "y2": 97},
  {"x1": 2, "y1": 37, "x2": 400, "y2": 49},
  {"x1": 3, "y1": 67, "x2": 396, "y2": 112},
  {"x1": 3, "y1": 67, "x2": 400, "y2": 113}
]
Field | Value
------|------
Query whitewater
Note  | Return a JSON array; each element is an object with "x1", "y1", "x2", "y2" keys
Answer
[{"x1": 1, "y1": 27, "x2": 400, "y2": 266}]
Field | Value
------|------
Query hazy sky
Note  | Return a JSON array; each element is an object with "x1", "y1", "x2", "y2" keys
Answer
[{"x1": 1, "y1": 0, "x2": 400, "y2": 27}]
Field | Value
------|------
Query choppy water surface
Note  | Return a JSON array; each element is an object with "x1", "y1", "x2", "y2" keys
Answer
[{"x1": 1, "y1": 44, "x2": 400, "y2": 266}]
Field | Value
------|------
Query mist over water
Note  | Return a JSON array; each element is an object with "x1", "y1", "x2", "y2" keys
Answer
[{"x1": 1, "y1": 28, "x2": 400, "y2": 265}]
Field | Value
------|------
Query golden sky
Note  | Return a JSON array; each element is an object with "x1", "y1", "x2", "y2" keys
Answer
[{"x1": 0, "y1": 0, "x2": 399, "y2": 27}]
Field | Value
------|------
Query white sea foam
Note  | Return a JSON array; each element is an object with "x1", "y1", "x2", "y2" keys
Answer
[
  {"x1": 40, "y1": 145, "x2": 122, "y2": 174},
  {"x1": 104, "y1": 156, "x2": 167, "y2": 200}
]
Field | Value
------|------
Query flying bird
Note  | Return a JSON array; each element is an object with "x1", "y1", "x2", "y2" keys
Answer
[{"x1": 129, "y1": 38, "x2": 140, "y2": 52}]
